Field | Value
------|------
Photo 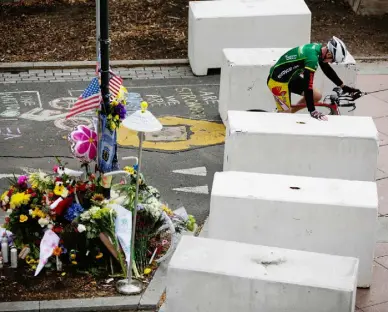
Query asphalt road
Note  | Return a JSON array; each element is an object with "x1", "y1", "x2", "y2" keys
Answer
[{"x1": 0, "y1": 75, "x2": 223, "y2": 224}]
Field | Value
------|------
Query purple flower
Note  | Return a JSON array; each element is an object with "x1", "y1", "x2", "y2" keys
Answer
[
  {"x1": 114, "y1": 103, "x2": 127, "y2": 120},
  {"x1": 59, "y1": 244, "x2": 67, "y2": 254},
  {"x1": 17, "y1": 175, "x2": 28, "y2": 185}
]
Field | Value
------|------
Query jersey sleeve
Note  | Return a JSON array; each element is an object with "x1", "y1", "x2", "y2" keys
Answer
[{"x1": 304, "y1": 52, "x2": 319, "y2": 72}]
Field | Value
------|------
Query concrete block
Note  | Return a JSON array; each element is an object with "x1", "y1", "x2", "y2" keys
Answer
[
  {"x1": 208, "y1": 171, "x2": 378, "y2": 287},
  {"x1": 166, "y1": 235, "x2": 359, "y2": 312},
  {"x1": 223, "y1": 110, "x2": 379, "y2": 181},
  {"x1": 188, "y1": 0, "x2": 311, "y2": 76},
  {"x1": 218, "y1": 47, "x2": 357, "y2": 123}
]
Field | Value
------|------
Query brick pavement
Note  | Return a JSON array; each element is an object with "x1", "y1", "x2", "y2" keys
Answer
[{"x1": 0, "y1": 66, "x2": 196, "y2": 83}]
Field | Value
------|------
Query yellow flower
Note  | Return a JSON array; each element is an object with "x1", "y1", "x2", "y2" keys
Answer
[
  {"x1": 91, "y1": 193, "x2": 104, "y2": 202},
  {"x1": 31, "y1": 265, "x2": 37, "y2": 270},
  {"x1": 70, "y1": 254, "x2": 76, "y2": 260},
  {"x1": 10, "y1": 192, "x2": 31, "y2": 209},
  {"x1": 162, "y1": 205, "x2": 173, "y2": 216},
  {"x1": 71, "y1": 261, "x2": 77, "y2": 265},
  {"x1": 53, "y1": 183, "x2": 65, "y2": 196},
  {"x1": 31, "y1": 182, "x2": 38, "y2": 189},
  {"x1": 95, "y1": 252, "x2": 103, "y2": 259},
  {"x1": 38, "y1": 210, "x2": 46, "y2": 218},
  {"x1": 107, "y1": 114, "x2": 112, "y2": 119},
  {"x1": 31, "y1": 208, "x2": 45, "y2": 219},
  {"x1": 144, "y1": 268, "x2": 152, "y2": 275},
  {"x1": 110, "y1": 121, "x2": 116, "y2": 130},
  {"x1": 114, "y1": 115, "x2": 119, "y2": 120},
  {"x1": 123, "y1": 166, "x2": 135, "y2": 175},
  {"x1": 20, "y1": 214, "x2": 28, "y2": 222},
  {"x1": 1, "y1": 190, "x2": 8, "y2": 201}
]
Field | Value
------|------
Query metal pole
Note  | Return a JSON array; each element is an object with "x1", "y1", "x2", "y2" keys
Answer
[
  {"x1": 96, "y1": 0, "x2": 100, "y2": 60},
  {"x1": 99, "y1": 0, "x2": 110, "y2": 114},
  {"x1": 116, "y1": 132, "x2": 143, "y2": 295},
  {"x1": 128, "y1": 132, "x2": 143, "y2": 282}
]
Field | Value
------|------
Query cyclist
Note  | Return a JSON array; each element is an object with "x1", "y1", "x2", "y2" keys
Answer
[{"x1": 267, "y1": 36, "x2": 360, "y2": 120}]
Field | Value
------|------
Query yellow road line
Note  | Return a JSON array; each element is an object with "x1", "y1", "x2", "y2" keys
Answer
[{"x1": 117, "y1": 116, "x2": 226, "y2": 151}]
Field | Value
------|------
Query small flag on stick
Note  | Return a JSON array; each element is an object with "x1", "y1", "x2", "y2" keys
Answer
[{"x1": 66, "y1": 77, "x2": 102, "y2": 119}]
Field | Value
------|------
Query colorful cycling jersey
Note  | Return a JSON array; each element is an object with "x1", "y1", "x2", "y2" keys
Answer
[{"x1": 269, "y1": 43, "x2": 322, "y2": 83}]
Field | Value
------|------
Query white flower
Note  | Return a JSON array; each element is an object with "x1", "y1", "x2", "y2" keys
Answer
[
  {"x1": 6, "y1": 209, "x2": 12, "y2": 215},
  {"x1": 38, "y1": 217, "x2": 50, "y2": 227},
  {"x1": 77, "y1": 224, "x2": 86, "y2": 233},
  {"x1": 80, "y1": 211, "x2": 90, "y2": 221},
  {"x1": 29, "y1": 209, "x2": 33, "y2": 215},
  {"x1": 2, "y1": 196, "x2": 9, "y2": 205},
  {"x1": 47, "y1": 224, "x2": 54, "y2": 230}
]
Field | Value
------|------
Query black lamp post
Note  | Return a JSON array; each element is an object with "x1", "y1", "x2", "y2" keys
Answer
[{"x1": 99, "y1": 0, "x2": 110, "y2": 114}]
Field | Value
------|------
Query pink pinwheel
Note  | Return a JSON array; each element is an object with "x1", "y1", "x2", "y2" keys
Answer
[{"x1": 69, "y1": 125, "x2": 97, "y2": 162}]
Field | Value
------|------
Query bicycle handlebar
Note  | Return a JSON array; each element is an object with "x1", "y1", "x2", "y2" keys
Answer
[{"x1": 324, "y1": 87, "x2": 365, "y2": 112}]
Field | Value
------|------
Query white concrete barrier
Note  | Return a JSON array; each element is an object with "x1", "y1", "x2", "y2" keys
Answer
[
  {"x1": 166, "y1": 235, "x2": 359, "y2": 312},
  {"x1": 188, "y1": 0, "x2": 311, "y2": 76},
  {"x1": 218, "y1": 47, "x2": 357, "y2": 123},
  {"x1": 223, "y1": 110, "x2": 379, "y2": 181},
  {"x1": 208, "y1": 171, "x2": 378, "y2": 287}
]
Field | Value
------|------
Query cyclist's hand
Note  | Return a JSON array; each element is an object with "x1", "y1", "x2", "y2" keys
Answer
[
  {"x1": 342, "y1": 85, "x2": 361, "y2": 94},
  {"x1": 310, "y1": 110, "x2": 328, "y2": 121}
]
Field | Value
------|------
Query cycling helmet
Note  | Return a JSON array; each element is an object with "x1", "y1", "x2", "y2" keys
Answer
[{"x1": 327, "y1": 36, "x2": 348, "y2": 63}]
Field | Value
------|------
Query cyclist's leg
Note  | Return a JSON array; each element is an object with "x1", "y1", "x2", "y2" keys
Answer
[
  {"x1": 267, "y1": 76, "x2": 292, "y2": 113},
  {"x1": 289, "y1": 74, "x2": 322, "y2": 105}
]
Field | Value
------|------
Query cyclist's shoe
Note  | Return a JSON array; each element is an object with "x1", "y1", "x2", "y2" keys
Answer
[{"x1": 310, "y1": 110, "x2": 328, "y2": 121}]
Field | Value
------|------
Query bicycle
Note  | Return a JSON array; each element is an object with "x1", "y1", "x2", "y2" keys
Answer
[{"x1": 248, "y1": 87, "x2": 366, "y2": 116}]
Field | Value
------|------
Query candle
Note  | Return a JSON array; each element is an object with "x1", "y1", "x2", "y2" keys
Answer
[
  {"x1": 10, "y1": 247, "x2": 17, "y2": 268},
  {"x1": 1, "y1": 234, "x2": 8, "y2": 263},
  {"x1": 56, "y1": 256, "x2": 62, "y2": 271}
]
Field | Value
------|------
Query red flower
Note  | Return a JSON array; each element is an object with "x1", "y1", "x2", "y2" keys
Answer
[
  {"x1": 7, "y1": 189, "x2": 13, "y2": 197},
  {"x1": 76, "y1": 183, "x2": 87, "y2": 192},
  {"x1": 5, "y1": 217, "x2": 10, "y2": 223},
  {"x1": 53, "y1": 226, "x2": 63, "y2": 234},
  {"x1": 54, "y1": 196, "x2": 73, "y2": 216}
]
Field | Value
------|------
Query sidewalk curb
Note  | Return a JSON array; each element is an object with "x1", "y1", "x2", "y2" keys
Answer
[
  {"x1": 1, "y1": 55, "x2": 388, "y2": 71},
  {"x1": 0, "y1": 59, "x2": 190, "y2": 71},
  {"x1": 0, "y1": 227, "x2": 198, "y2": 312}
]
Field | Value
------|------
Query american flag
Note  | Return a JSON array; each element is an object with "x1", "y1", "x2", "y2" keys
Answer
[
  {"x1": 66, "y1": 77, "x2": 102, "y2": 119},
  {"x1": 109, "y1": 71, "x2": 123, "y2": 99},
  {"x1": 95, "y1": 51, "x2": 123, "y2": 99}
]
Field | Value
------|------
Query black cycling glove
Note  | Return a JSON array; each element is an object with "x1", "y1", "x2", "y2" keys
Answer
[
  {"x1": 310, "y1": 110, "x2": 328, "y2": 121},
  {"x1": 342, "y1": 85, "x2": 360, "y2": 94}
]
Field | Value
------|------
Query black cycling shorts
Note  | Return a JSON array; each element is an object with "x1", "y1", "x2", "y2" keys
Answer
[{"x1": 288, "y1": 74, "x2": 305, "y2": 96}]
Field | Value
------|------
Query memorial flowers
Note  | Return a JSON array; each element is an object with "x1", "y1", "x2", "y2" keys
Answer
[
  {"x1": 0, "y1": 155, "x2": 197, "y2": 279},
  {"x1": 106, "y1": 86, "x2": 128, "y2": 131}
]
